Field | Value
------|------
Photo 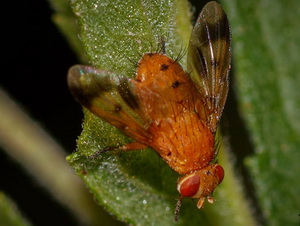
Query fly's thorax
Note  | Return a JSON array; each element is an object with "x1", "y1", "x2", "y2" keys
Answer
[
  {"x1": 177, "y1": 164, "x2": 224, "y2": 199},
  {"x1": 135, "y1": 53, "x2": 183, "y2": 83}
]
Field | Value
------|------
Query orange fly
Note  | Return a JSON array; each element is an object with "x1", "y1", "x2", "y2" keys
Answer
[{"x1": 68, "y1": 1, "x2": 231, "y2": 221}]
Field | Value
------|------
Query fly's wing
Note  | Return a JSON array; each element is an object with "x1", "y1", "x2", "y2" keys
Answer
[
  {"x1": 68, "y1": 65, "x2": 152, "y2": 144},
  {"x1": 187, "y1": 1, "x2": 231, "y2": 132}
]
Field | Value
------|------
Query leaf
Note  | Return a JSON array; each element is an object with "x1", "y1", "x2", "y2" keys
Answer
[
  {"x1": 223, "y1": 1, "x2": 300, "y2": 225},
  {"x1": 49, "y1": 0, "x2": 86, "y2": 61},
  {"x1": 65, "y1": 0, "x2": 256, "y2": 225},
  {"x1": 0, "y1": 192, "x2": 31, "y2": 226}
]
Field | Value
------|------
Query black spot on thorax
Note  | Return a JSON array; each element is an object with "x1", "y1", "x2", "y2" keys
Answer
[
  {"x1": 172, "y1": 81, "x2": 180, "y2": 88},
  {"x1": 160, "y1": 64, "x2": 169, "y2": 71}
]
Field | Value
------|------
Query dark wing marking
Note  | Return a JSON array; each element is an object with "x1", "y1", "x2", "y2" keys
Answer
[
  {"x1": 187, "y1": 1, "x2": 231, "y2": 132},
  {"x1": 68, "y1": 65, "x2": 152, "y2": 144}
]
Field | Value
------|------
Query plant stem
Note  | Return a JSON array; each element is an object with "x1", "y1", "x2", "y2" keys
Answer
[{"x1": 0, "y1": 88, "x2": 121, "y2": 225}]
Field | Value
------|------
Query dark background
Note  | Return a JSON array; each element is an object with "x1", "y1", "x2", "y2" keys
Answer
[
  {"x1": 1, "y1": 0, "x2": 256, "y2": 226},
  {"x1": 1, "y1": 0, "x2": 82, "y2": 225}
]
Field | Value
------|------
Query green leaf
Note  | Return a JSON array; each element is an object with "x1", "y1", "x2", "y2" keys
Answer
[
  {"x1": 49, "y1": 0, "x2": 86, "y2": 61},
  {"x1": 223, "y1": 1, "x2": 300, "y2": 225},
  {"x1": 65, "y1": 0, "x2": 256, "y2": 225},
  {"x1": 0, "y1": 192, "x2": 31, "y2": 226}
]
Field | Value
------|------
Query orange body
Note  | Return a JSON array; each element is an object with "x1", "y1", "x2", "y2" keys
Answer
[{"x1": 132, "y1": 53, "x2": 215, "y2": 174}]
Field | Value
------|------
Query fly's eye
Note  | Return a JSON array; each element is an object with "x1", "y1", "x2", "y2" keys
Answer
[
  {"x1": 215, "y1": 165, "x2": 225, "y2": 184},
  {"x1": 178, "y1": 174, "x2": 200, "y2": 197}
]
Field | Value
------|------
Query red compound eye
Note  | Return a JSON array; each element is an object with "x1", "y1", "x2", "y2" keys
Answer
[
  {"x1": 178, "y1": 174, "x2": 200, "y2": 197},
  {"x1": 215, "y1": 165, "x2": 225, "y2": 184}
]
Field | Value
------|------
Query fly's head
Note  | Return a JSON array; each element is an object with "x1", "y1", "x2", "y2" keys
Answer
[{"x1": 177, "y1": 164, "x2": 224, "y2": 208}]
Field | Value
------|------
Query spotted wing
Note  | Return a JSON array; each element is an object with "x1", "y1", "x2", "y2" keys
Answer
[
  {"x1": 68, "y1": 65, "x2": 152, "y2": 144},
  {"x1": 187, "y1": 2, "x2": 231, "y2": 132}
]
